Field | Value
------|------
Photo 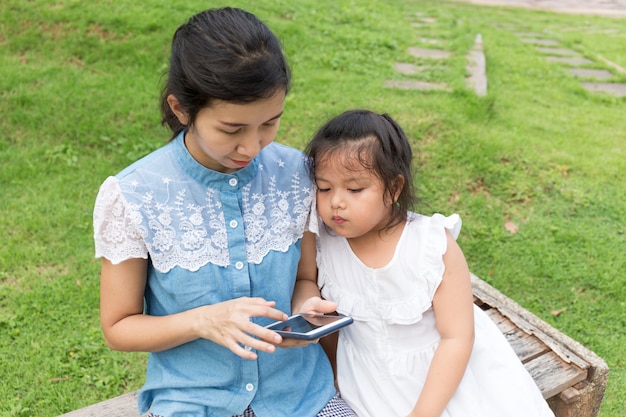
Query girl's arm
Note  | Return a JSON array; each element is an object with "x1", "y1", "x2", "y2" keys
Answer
[
  {"x1": 100, "y1": 257, "x2": 287, "y2": 360},
  {"x1": 407, "y1": 232, "x2": 475, "y2": 417},
  {"x1": 291, "y1": 231, "x2": 337, "y2": 315}
]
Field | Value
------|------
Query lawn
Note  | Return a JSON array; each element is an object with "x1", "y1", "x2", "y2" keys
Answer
[{"x1": 1, "y1": 0, "x2": 624, "y2": 415}]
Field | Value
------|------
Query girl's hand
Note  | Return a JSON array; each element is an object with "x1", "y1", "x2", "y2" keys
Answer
[
  {"x1": 270, "y1": 296, "x2": 338, "y2": 349},
  {"x1": 297, "y1": 296, "x2": 338, "y2": 315},
  {"x1": 192, "y1": 297, "x2": 288, "y2": 360},
  {"x1": 271, "y1": 296, "x2": 338, "y2": 349}
]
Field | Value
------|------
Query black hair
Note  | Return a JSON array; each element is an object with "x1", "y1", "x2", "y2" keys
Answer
[
  {"x1": 305, "y1": 109, "x2": 417, "y2": 229},
  {"x1": 160, "y1": 7, "x2": 291, "y2": 138}
]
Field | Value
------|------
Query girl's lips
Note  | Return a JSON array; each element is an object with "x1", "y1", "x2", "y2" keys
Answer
[{"x1": 332, "y1": 215, "x2": 345, "y2": 225}]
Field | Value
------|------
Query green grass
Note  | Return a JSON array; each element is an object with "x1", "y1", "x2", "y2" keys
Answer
[{"x1": 1, "y1": 0, "x2": 625, "y2": 415}]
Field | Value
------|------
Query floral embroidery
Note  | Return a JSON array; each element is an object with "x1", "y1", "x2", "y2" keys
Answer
[{"x1": 94, "y1": 167, "x2": 313, "y2": 273}]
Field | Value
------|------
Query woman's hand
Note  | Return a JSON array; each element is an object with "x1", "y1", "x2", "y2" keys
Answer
[
  {"x1": 191, "y1": 297, "x2": 288, "y2": 360},
  {"x1": 100, "y1": 258, "x2": 289, "y2": 361}
]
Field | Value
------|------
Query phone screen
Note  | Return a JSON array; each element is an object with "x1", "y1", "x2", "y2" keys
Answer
[{"x1": 267, "y1": 314, "x2": 342, "y2": 333}]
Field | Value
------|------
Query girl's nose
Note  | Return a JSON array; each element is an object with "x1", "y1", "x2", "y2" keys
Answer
[{"x1": 330, "y1": 193, "x2": 345, "y2": 209}]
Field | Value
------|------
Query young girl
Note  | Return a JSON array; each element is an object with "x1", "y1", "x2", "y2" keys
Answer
[
  {"x1": 93, "y1": 8, "x2": 356, "y2": 417},
  {"x1": 306, "y1": 110, "x2": 555, "y2": 417}
]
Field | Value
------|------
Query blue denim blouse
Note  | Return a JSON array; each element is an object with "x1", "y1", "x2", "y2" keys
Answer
[{"x1": 93, "y1": 132, "x2": 335, "y2": 417}]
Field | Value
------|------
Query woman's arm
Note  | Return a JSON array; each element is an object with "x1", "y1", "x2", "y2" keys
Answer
[
  {"x1": 407, "y1": 232, "x2": 475, "y2": 417},
  {"x1": 100, "y1": 257, "x2": 287, "y2": 359}
]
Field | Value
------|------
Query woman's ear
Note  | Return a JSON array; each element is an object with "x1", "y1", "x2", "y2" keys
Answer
[{"x1": 166, "y1": 94, "x2": 189, "y2": 125}]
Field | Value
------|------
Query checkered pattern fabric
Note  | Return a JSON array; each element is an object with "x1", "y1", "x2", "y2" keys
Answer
[{"x1": 146, "y1": 392, "x2": 357, "y2": 417}]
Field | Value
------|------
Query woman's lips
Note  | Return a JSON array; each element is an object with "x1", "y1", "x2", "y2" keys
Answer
[{"x1": 232, "y1": 159, "x2": 251, "y2": 167}]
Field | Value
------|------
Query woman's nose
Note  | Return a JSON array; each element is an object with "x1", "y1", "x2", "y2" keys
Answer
[{"x1": 237, "y1": 133, "x2": 262, "y2": 158}]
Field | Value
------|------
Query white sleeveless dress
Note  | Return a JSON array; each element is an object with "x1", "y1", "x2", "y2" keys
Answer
[{"x1": 316, "y1": 212, "x2": 555, "y2": 417}]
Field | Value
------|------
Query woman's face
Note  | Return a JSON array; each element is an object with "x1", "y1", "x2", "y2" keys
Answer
[{"x1": 173, "y1": 90, "x2": 285, "y2": 173}]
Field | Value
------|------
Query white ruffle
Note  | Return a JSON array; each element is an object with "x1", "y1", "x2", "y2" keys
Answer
[
  {"x1": 318, "y1": 212, "x2": 462, "y2": 325},
  {"x1": 93, "y1": 177, "x2": 149, "y2": 265},
  {"x1": 320, "y1": 272, "x2": 441, "y2": 325}
]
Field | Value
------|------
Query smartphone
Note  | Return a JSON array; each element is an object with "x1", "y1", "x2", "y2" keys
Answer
[{"x1": 265, "y1": 313, "x2": 353, "y2": 340}]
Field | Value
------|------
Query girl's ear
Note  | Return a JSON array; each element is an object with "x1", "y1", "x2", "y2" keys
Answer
[
  {"x1": 166, "y1": 94, "x2": 189, "y2": 125},
  {"x1": 392, "y1": 175, "x2": 405, "y2": 203}
]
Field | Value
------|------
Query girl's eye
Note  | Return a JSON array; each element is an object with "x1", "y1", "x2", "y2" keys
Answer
[
  {"x1": 317, "y1": 188, "x2": 330, "y2": 193},
  {"x1": 348, "y1": 188, "x2": 363, "y2": 193}
]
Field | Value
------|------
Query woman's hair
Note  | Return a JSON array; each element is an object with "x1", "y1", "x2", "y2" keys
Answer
[
  {"x1": 305, "y1": 109, "x2": 417, "y2": 229},
  {"x1": 160, "y1": 7, "x2": 291, "y2": 138}
]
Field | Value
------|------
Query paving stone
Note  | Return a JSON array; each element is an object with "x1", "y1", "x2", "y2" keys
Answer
[
  {"x1": 520, "y1": 38, "x2": 561, "y2": 46},
  {"x1": 394, "y1": 62, "x2": 424, "y2": 74},
  {"x1": 515, "y1": 32, "x2": 546, "y2": 38},
  {"x1": 408, "y1": 47, "x2": 451, "y2": 59},
  {"x1": 546, "y1": 56, "x2": 594, "y2": 65},
  {"x1": 536, "y1": 47, "x2": 580, "y2": 56},
  {"x1": 383, "y1": 80, "x2": 451, "y2": 91},
  {"x1": 466, "y1": 34, "x2": 487, "y2": 96},
  {"x1": 569, "y1": 68, "x2": 613, "y2": 79},
  {"x1": 581, "y1": 82, "x2": 626, "y2": 97},
  {"x1": 419, "y1": 37, "x2": 442, "y2": 45}
]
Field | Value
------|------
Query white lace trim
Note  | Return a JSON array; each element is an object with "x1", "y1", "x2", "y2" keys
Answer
[{"x1": 94, "y1": 173, "x2": 313, "y2": 272}]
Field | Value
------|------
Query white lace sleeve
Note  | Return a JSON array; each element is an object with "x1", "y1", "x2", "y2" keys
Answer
[
  {"x1": 307, "y1": 196, "x2": 320, "y2": 235},
  {"x1": 93, "y1": 176, "x2": 148, "y2": 264}
]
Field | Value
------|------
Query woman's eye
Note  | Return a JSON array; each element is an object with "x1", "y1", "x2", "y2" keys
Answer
[{"x1": 223, "y1": 129, "x2": 242, "y2": 135}]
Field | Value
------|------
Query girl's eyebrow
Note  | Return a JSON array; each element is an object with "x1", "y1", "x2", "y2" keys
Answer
[
  {"x1": 219, "y1": 111, "x2": 284, "y2": 127},
  {"x1": 316, "y1": 175, "x2": 365, "y2": 184}
]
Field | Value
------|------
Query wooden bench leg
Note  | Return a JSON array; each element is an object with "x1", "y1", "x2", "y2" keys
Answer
[{"x1": 547, "y1": 369, "x2": 609, "y2": 417}]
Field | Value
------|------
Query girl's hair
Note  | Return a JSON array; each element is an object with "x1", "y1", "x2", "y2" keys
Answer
[
  {"x1": 160, "y1": 7, "x2": 291, "y2": 138},
  {"x1": 305, "y1": 109, "x2": 417, "y2": 229}
]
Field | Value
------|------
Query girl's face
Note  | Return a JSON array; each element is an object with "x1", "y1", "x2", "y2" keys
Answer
[
  {"x1": 172, "y1": 91, "x2": 285, "y2": 173},
  {"x1": 315, "y1": 152, "x2": 393, "y2": 241}
]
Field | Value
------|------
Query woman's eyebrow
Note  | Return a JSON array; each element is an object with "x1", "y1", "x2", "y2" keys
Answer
[{"x1": 219, "y1": 111, "x2": 284, "y2": 127}]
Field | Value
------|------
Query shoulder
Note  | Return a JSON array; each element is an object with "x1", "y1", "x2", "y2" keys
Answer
[
  {"x1": 407, "y1": 211, "x2": 462, "y2": 240},
  {"x1": 258, "y1": 143, "x2": 308, "y2": 170},
  {"x1": 256, "y1": 143, "x2": 312, "y2": 190},
  {"x1": 115, "y1": 141, "x2": 175, "y2": 181}
]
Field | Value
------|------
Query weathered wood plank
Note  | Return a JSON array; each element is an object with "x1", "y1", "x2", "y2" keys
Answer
[
  {"x1": 484, "y1": 307, "x2": 549, "y2": 363},
  {"x1": 57, "y1": 391, "x2": 144, "y2": 417},
  {"x1": 525, "y1": 351, "x2": 588, "y2": 399},
  {"x1": 471, "y1": 274, "x2": 590, "y2": 370}
]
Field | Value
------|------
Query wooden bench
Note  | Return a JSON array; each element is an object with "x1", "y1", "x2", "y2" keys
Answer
[
  {"x1": 58, "y1": 273, "x2": 608, "y2": 417},
  {"x1": 470, "y1": 274, "x2": 608, "y2": 417}
]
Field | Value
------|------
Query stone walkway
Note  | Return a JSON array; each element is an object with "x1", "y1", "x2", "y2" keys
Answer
[
  {"x1": 452, "y1": 0, "x2": 626, "y2": 18},
  {"x1": 384, "y1": 1, "x2": 626, "y2": 97},
  {"x1": 518, "y1": 33, "x2": 626, "y2": 96}
]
